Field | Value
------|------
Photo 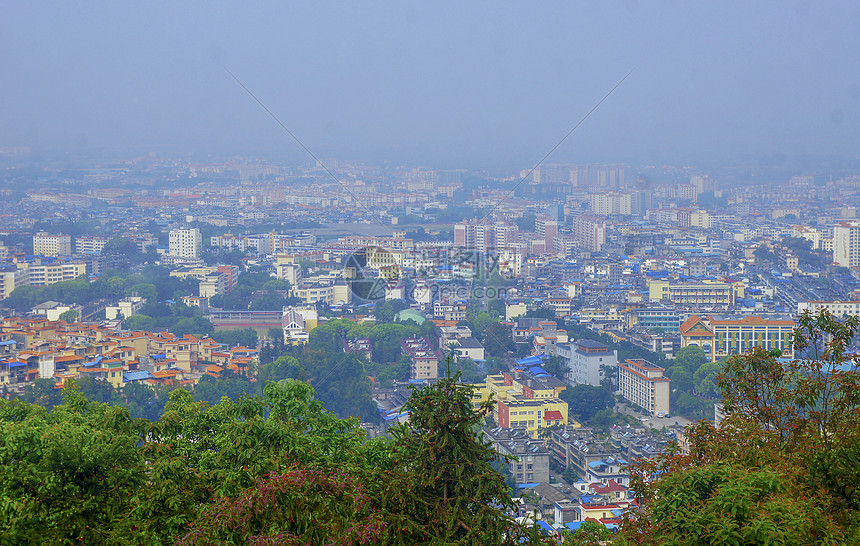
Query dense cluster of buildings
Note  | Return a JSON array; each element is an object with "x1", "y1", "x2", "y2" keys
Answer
[
  {"x1": 1, "y1": 155, "x2": 859, "y2": 534},
  {"x1": 0, "y1": 316, "x2": 255, "y2": 393}
]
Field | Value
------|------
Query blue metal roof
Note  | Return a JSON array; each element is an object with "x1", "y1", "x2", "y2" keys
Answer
[
  {"x1": 123, "y1": 370, "x2": 154, "y2": 382},
  {"x1": 83, "y1": 356, "x2": 102, "y2": 367},
  {"x1": 536, "y1": 521, "x2": 554, "y2": 534},
  {"x1": 515, "y1": 355, "x2": 547, "y2": 366},
  {"x1": 528, "y1": 366, "x2": 550, "y2": 376},
  {"x1": 0, "y1": 340, "x2": 16, "y2": 346},
  {"x1": 6, "y1": 361, "x2": 25, "y2": 367}
]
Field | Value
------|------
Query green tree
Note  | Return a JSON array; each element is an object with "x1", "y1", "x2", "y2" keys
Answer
[
  {"x1": 20, "y1": 378, "x2": 64, "y2": 409},
  {"x1": 4, "y1": 285, "x2": 40, "y2": 312},
  {"x1": 58, "y1": 308, "x2": 79, "y2": 322},
  {"x1": 622, "y1": 309, "x2": 860, "y2": 543},
  {"x1": 673, "y1": 344, "x2": 708, "y2": 374},
  {"x1": 693, "y1": 359, "x2": 723, "y2": 397},
  {"x1": 0, "y1": 386, "x2": 144, "y2": 544},
  {"x1": 178, "y1": 465, "x2": 386, "y2": 545},
  {"x1": 562, "y1": 464, "x2": 579, "y2": 484},
  {"x1": 122, "y1": 381, "x2": 171, "y2": 421},
  {"x1": 373, "y1": 300, "x2": 396, "y2": 323},
  {"x1": 561, "y1": 519, "x2": 612, "y2": 545},
  {"x1": 126, "y1": 282, "x2": 158, "y2": 303},
  {"x1": 102, "y1": 236, "x2": 140, "y2": 256},
  {"x1": 485, "y1": 321, "x2": 516, "y2": 357},
  {"x1": 543, "y1": 355, "x2": 568, "y2": 381},
  {"x1": 517, "y1": 212, "x2": 537, "y2": 232},
  {"x1": 127, "y1": 380, "x2": 378, "y2": 543},
  {"x1": 469, "y1": 311, "x2": 495, "y2": 341},
  {"x1": 123, "y1": 314, "x2": 157, "y2": 332},
  {"x1": 383, "y1": 371, "x2": 530, "y2": 543},
  {"x1": 560, "y1": 384, "x2": 615, "y2": 423},
  {"x1": 211, "y1": 328, "x2": 258, "y2": 348},
  {"x1": 666, "y1": 365, "x2": 694, "y2": 392}
]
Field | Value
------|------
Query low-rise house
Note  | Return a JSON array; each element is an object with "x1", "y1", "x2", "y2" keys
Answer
[{"x1": 452, "y1": 337, "x2": 484, "y2": 362}]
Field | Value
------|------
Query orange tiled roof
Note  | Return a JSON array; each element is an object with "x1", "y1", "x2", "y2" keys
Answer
[{"x1": 679, "y1": 315, "x2": 713, "y2": 336}]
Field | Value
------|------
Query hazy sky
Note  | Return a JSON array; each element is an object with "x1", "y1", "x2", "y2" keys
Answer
[{"x1": 2, "y1": 1, "x2": 859, "y2": 168}]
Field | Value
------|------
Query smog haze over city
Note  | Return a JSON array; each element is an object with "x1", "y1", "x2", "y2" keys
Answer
[
  {"x1": 3, "y1": 1, "x2": 860, "y2": 167},
  {"x1": 2, "y1": 2, "x2": 860, "y2": 544}
]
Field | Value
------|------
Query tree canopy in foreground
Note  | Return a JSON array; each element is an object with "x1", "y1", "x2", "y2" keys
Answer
[
  {"x1": 620, "y1": 309, "x2": 860, "y2": 545},
  {"x1": 0, "y1": 372, "x2": 546, "y2": 544}
]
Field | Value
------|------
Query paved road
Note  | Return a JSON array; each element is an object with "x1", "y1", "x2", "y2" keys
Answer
[{"x1": 615, "y1": 402, "x2": 694, "y2": 429}]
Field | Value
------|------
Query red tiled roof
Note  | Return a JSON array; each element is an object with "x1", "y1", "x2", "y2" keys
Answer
[{"x1": 544, "y1": 410, "x2": 564, "y2": 421}]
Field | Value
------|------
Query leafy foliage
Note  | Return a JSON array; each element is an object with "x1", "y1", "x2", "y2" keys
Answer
[
  {"x1": 0, "y1": 386, "x2": 144, "y2": 544},
  {"x1": 560, "y1": 384, "x2": 615, "y2": 423},
  {"x1": 3, "y1": 369, "x2": 549, "y2": 544},
  {"x1": 382, "y1": 371, "x2": 529, "y2": 544},
  {"x1": 179, "y1": 466, "x2": 386, "y2": 545},
  {"x1": 5, "y1": 264, "x2": 200, "y2": 312},
  {"x1": 561, "y1": 519, "x2": 612, "y2": 545},
  {"x1": 621, "y1": 309, "x2": 860, "y2": 543}
]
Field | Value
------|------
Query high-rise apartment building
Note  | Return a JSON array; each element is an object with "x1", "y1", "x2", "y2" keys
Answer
[
  {"x1": 535, "y1": 216, "x2": 558, "y2": 250},
  {"x1": 572, "y1": 164, "x2": 625, "y2": 189},
  {"x1": 833, "y1": 220, "x2": 860, "y2": 267},
  {"x1": 570, "y1": 215, "x2": 606, "y2": 253},
  {"x1": 168, "y1": 228, "x2": 202, "y2": 259},
  {"x1": 618, "y1": 359, "x2": 670, "y2": 416},
  {"x1": 453, "y1": 221, "x2": 516, "y2": 252},
  {"x1": 590, "y1": 192, "x2": 632, "y2": 216},
  {"x1": 33, "y1": 232, "x2": 72, "y2": 257}
]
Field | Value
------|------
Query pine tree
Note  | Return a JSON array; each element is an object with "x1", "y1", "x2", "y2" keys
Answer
[{"x1": 382, "y1": 368, "x2": 532, "y2": 544}]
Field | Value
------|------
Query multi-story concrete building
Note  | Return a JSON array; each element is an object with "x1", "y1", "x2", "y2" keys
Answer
[
  {"x1": 483, "y1": 427, "x2": 551, "y2": 484},
  {"x1": 168, "y1": 228, "x2": 202, "y2": 259},
  {"x1": 282, "y1": 306, "x2": 318, "y2": 345},
  {"x1": 618, "y1": 358, "x2": 670, "y2": 416},
  {"x1": 648, "y1": 280, "x2": 738, "y2": 308},
  {"x1": 630, "y1": 306, "x2": 682, "y2": 331},
  {"x1": 628, "y1": 329, "x2": 680, "y2": 360},
  {"x1": 549, "y1": 426, "x2": 625, "y2": 482},
  {"x1": 33, "y1": 232, "x2": 72, "y2": 257},
  {"x1": 797, "y1": 300, "x2": 860, "y2": 318},
  {"x1": 531, "y1": 321, "x2": 569, "y2": 356},
  {"x1": 833, "y1": 220, "x2": 860, "y2": 267},
  {"x1": 339, "y1": 235, "x2": 414, "y2": 251},
  {"x1": 453, "y1": 221, "x2": 516, "y2": 252},
  {"x1": 401, "y1": 337, "x2": 441, "y2": 380},
  {"x1": 557, "y1": 340, "x2": 617, "y2": 387},
  {"x1": 590, "y1": 192, "x2": 632, "y2": 216},
  {"x1": 75, "y1": 235, "x2": 110, "y2": 254},
  {"x1": 291, "y1": 280, "x2": 351, "y2": 306},
  {"x1": 570, "y1": 215, "x2": 606, "y2": 253},
  {"x1": 105, "y1": 296, "x2": 145, "y2": 320},
  {"x1": 343, "y1": 338, "x2": 372, "y2": 360},
  {"x1": 680, "y1": 315, "x2": 796, "y2": 362},
  {"x1": 0, "y1": 267, "x2": 28, "y2": 300},
  {"x1": 26, "y1": 262, "x2": 86, "y2": 287},
  {"x1": 473, "y1": 368, "x2": 568, "y2": 438},
  {"x1": 535, "y1": 216, "x2": 558, "y2": 251}
]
